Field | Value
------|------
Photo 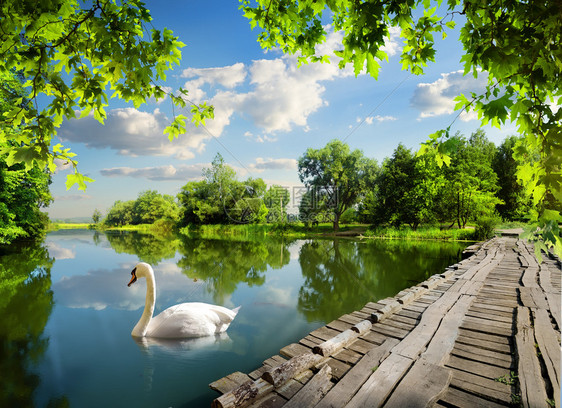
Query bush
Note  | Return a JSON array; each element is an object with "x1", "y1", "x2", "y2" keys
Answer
[{"x1": 474, "y1": 216, "x2": 500, "y2": 240}]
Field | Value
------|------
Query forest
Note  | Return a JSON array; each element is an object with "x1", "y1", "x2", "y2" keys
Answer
[{"x1": 93, "y1": 130, "x2": 532, "y2": 239}]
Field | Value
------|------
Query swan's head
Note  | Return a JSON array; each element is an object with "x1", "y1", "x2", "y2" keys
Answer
[{"x1": 127, "y1": 262, "x2": 153, "y2": 287}]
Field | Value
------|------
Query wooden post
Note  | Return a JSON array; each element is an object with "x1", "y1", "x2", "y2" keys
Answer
[{"x1": 211, "y1": 379, "x2": 273, "y2": 408}]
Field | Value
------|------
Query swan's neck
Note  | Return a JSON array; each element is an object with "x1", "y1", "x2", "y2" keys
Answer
[{"x1": 132, "y1": 271, "x2": 156, "y2": 337}]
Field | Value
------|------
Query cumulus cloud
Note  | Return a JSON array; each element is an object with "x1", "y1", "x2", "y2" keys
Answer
[
  {"x1": 410, "y1": 70, "x2": 488, "y2": 121},
  {"x1": 58, "y1": 27, "x2": 402, "y2": 160},
  {"x1": 100, "y1": 163, "x2": 206, "y2": 181},
  {"x1": 59, "y1": 107, "x2": 213, "y2": 160}
]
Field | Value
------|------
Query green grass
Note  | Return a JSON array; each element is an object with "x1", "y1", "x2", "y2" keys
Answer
[
  {"x1": 48, "y1": 223, "x2": 92, "y2": 230},
  {"x1": 364, "y1": 226, "x2": 476, "y2": 241}
]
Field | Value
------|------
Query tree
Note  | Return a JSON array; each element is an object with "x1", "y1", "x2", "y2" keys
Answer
[
  {"x1": 493, "y1": 136, "x2": 531, "y2": 220},
  {"x1": 298, "y1": 140, "x2": 377, "y2": 231},
  {"x1": 369, "y1": 144, "x2": 440, "y2": 229},
  {"x1": 0, "y1": 71, "x2": 52, "y2": 244},
  {"x1": 0, "y1": 0, "x2": 213, "y2": 190},
  {"x1": 263, "y1": 185, "x2": 290, "y2": 223},
  {"x1": 241, "y1": 0, "x2": 561, "y2": 255},
  {"x1": 91, "y1": 209, "x2": 102, "y2": 225},
  {"x1": 437, "y1": 130, "x2": 502, "y2": 228},
  {"x1": 178, "y1": 154, "x2": 270, "y2": 225},
  {"x1": 104, "y1": 200, "x2": 134, "y2": 227}
]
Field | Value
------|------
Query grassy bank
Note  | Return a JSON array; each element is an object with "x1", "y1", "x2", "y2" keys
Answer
[
  {"x1": 50, "y1": 221, "x2": 483, "y2": 241},
  {"x1": 364, "y1": 226, "x2": 476, "y2": 241}
]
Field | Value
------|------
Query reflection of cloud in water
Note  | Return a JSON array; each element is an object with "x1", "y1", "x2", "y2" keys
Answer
[
  {"x1": 254, "y1": 286, "x2": 293, "y2": 308},
  {"x1": 288, "y1": 241, "x2": 304, "y2": 260},
  {"x1": 45, "y1": 242, "x2": 76, "y2": 260},
  {"x1": 53, "y1": 261, "x2": 207, "y2": 310}
]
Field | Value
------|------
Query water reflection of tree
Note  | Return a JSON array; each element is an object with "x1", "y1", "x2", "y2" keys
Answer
[
  {"x1": 104, "y1": 231, "x2": 181, "y2": 264},
  {"x1": 298, "y1": 239, "x2": 465, "y2": 322},
  {"x1": 0, "y1": 242, "x2": 67, "y2": 407},
  {"x1": 177, "y1": 237, "x2": 292, "y2": 304}
]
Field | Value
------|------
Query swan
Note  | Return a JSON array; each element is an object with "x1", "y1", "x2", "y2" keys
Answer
[{"x1": 127, "y1": 262, "x2": 240, "y2": 338}]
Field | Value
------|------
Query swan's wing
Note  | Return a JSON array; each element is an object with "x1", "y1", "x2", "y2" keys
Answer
[{"x1": 146, "y1": 303, "x2": 240, "y2": 338}]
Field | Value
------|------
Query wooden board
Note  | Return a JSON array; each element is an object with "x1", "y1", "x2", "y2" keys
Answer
[
  {"x1": 532, "y1": 308, "x2": 561, "y2": 408},
  {"x1": 282, "y1": 364, "x2": 332, "y2": 408},
  {"x1": 515, "y1": 306, "x2": 549, "y2": 408},
  {"x1": 345, "y1": 352, "x2": 413, "y2": 408},
  {"x1": 315, "y1": 338, "x2": 398, "y2": 408},
  {"x1": 383, "y1": 358, "x2": 452, "y2": 408},
  {"x1": 439, "y1": 387, "x2": 508, "y2": 408}
]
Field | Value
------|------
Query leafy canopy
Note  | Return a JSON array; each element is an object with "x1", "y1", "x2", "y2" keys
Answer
[
  {"x1": 0, "y1": 0, "x2": 214, "y2": 190},
  {"x1": 241, "y1": 0, "x2": 561, "y2": 256}
]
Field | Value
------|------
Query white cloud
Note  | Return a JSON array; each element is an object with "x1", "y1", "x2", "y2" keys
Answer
[
  {"x1": 248, "y1": 157, "x2": 298, "y2": 172},
  {"x1": 46, "y1": 242, "x2": 76, "y2": 260},
  {"x1": 410, "y1": 70, "x2": 487, "y2": 121},
  {"x1": 59, "y1": 108, "x2": 212, "y2": 160},
  {"x1": 100, "y1": 163, "x2": 206, "y2": 181}
]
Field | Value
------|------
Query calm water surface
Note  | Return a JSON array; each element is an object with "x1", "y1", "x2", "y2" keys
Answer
[{"x1": 1, "y1": 230, "x2": 469, "y2": 407}]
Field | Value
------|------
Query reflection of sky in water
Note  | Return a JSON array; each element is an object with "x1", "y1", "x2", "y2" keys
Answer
[
  {"x1": 31, "y1": 230, "x2": 466, "y2": 408},
  {"x1": 35, "y1": 231, "x2": 315, "y2": 408}
]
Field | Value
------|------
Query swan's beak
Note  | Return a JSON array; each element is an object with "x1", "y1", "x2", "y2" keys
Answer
[{"x1": 128, "y1": 268, "x2": 137, "y2": 287}]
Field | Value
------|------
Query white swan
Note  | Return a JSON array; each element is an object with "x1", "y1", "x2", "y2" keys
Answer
[{"x1": 127, "y1": 262, "x2": 240, "y2": 338}]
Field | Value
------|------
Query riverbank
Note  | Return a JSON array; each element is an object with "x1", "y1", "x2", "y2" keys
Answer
[{"x1": 49, "y1": 221, "x2": 527, "y2": 242}]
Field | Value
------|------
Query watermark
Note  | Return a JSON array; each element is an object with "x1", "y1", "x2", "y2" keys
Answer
[{"x1": 222, "y1": 185, "x2": 340, "y2": 224}]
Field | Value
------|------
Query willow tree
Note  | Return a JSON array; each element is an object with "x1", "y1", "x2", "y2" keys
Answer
[
  {"x1": 0, "y1": 0, "x2": 213, "y2": 190},
  {"x1": 241, "y1": 0, "x2": 561, "y2": 257}
]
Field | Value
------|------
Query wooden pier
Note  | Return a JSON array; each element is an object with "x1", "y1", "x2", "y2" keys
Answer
[{"x1": 209, "y1": 237, "x2": 561, "y2": 408}]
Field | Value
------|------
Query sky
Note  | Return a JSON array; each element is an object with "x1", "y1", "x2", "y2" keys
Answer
[{"x1": 45, "y1": 0, "x2": 518, "y2": 220}]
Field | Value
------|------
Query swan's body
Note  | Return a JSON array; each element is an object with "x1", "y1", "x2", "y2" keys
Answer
[{"x1": 127, "y1": 262, "x2": 240, "y2": 338}]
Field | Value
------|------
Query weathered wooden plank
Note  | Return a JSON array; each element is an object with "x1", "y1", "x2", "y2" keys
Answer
[
  {"x1": 346, "y1": 352, "x2": 413, "y2": 408},
  {"x1": 515, "y1": 306, "x2": 549, "y2": 408},
  {"x1": 384, "y1": 358, "x2": 452, "y2": 408},
  {"x1": 446, "y1": 355, "x2": 509, "y2": 380},
  {"x1": 463, "y1": 315, "x2": 513, "y2": 331},
  {"x1": 370, "y1": 322, "x2": 409, "y2": 339},
  {"x1": 533, "y1": 308, "x2": 561, "y2": 408},
  {"x1": 315, "y1": 338, "x2": 398, "y2": 408},
  {"x1": 212, "y1": 379, "x2": 274, "y2": 408},
  {"x1": 465, "y1": 309, "x2": 513, "y2": 323},
  {"x1": 519, "y1": 286, "x2": 549, "y2": 309},
  {"x1": 332, "y1": 348, "x2": 362, "y2": 365},
  {"x1": 421, "y1": 294, "x2": 474, "y2": 365},
  {"x1": 449, "y1": 368, "x2": 512, "y2": 405},
  {"x1": 451, "y1": 346, "x2": 512, "y2": 369},
  {"x1": 453, "y1": 342, "x2": 513, "y2": 364},
  {"x1": 460, "y1": 319, "x2": 512, "y2": 337},
  {"x1": 439, "y1": 387, "x2": 508, "y2": 408},
  {"x1": 316, "y1": 357, "x2": 351, "y2": 381},
  {"x1": 246, "y1": 393, "x2": 286, "y2": 408},
  {"x1": 282, "y1": 364, "x2": 332, "y2": 408},
  {"x1": 210, "y1": 372, "x2": 253, "y2": 394},
  {"x1": 280, "y1": 343, "x2": 310, "y2": 359},
  {"x1": 392, "y1": 291, "x2": 462, "y2": 359},
  {"x1": 546, "y1": 292, "x2": 562, "y2": 329}
]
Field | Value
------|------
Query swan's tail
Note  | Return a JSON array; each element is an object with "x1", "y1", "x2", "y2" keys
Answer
[{"x1": 232, "y1": 306, "x2": 241, "y2": 315}]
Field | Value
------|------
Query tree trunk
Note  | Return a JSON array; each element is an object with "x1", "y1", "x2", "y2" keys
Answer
[{"x1": 333, "y1": 211, "x2": 340, "y2": 231}]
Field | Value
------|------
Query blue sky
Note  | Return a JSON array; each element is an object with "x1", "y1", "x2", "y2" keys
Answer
[{"x1": 46, "y1": 0, "x2": 517, "y2": 219}]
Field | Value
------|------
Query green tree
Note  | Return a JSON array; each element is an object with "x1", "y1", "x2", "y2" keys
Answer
[
  {"x1": 493, "y1": 136, "x2": 531, "y2": 220},
  {"x1": 104, "y1": 200, "x2": 135, "y2": 227},
  {"x1": 298, "y1": 140, "x2": 378, "y2": 231},
  {"x1": 132, "y1": 190, "x2": 180, "y2": 225},
  {"x1": 91, "y1": 209, "x2": 102, "y2": 224},
  {"x1": 263, "y1": 185, "x2": 290, "y2": 223},
  {"x1": 0, "y1": 71, "x2": 52, "y2": 244},
  {"x1": 178, "y1": 154, "x2": 270, "y2": 225},
  {"x1": 241, "y1": 0, "x2": 561, "y2": 255},
  {"x1": 437, "y1": 130, "x2": 502, "y2": 229},
  {"x1": 0, "y1": 0, "x2": 213, "y2": 190}
]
